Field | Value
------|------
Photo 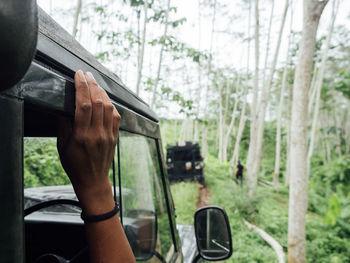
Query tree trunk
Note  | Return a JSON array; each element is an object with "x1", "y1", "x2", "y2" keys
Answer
[
  {"x1": 334, "y1": 109, "x2": 342, "y2": 158},
  {"x1": 174, "y1": 119, "x2": 178, "y2": 142},
  {"x1": 247, "y1": 0, "x2": 289, "y2": 197},
  {"x1": 218, "y1": 84, "x2": 224, "y2": 161},
  {"x1": 262, "y1": 0, "x2": 275, "y2": 86},
  {"x1": 286, "y1": 82, "x2": 292, "y2": 186},
  {"x1": 194, "y1": 0, "x2": 202, "y2": 143},
  {"x1": 307, "y1": 66, "x2": 319, "y2": 114},
  {"x1": 306, "y1": 0, "x2": 338, "y2": 177},
  {"x1": 223, "y1": 77, "x2": 240, "y2": 162},
  {"x1": 150, "y1": 0, "x2": 171, "y2": 109},
  {"x1": 230, "y1": 0, "x2": 252, "y2": 172},
  {"x1": 135, "y1": 1, "x2": 148, "y2": 96},
  {"x1": 288, "y1": 1, "x2": 328, "y2": 262},
  {"x1": 273, "y1": 12, "x2": 292, "y2": 189},
  {"x1": 285, "y1": 2, "x2": 294, "y2": 187},
  {"x1": 72, "y1": 0, "x2": 82, "y2": 38},
  {"x1": 201, "y1": 124, "x2": 209, "y2": 158},
  {"x1": 201, "y1": 0, "x2": 217, "y2": 157},
  {"x1": 244, "y1": 220, "x2": 285, "y2": 263},
  {"x1": 246, "y1": 0, "x2": 260, "y2": 197}
]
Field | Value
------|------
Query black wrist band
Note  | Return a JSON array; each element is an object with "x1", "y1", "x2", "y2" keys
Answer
[{"x1": 81, "y1": 203, "x2": 119, "y2": 223}]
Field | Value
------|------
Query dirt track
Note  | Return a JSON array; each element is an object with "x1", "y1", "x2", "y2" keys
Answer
[{"x1": 196, "y1": 185, "x2": 210, "y2": 208}]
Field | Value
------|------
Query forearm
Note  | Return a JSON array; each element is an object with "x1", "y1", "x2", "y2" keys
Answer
[
  {"x1": 78, "y1": 178, "x2": 135, "y2": 263},
  {"x1": 85, "y1": 214, "x2": 135, "y2": 263}
]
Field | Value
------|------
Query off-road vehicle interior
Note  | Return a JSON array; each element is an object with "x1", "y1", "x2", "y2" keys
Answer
[{"x1": 0, "y1": 1, "x2": 233, "y2": 262}]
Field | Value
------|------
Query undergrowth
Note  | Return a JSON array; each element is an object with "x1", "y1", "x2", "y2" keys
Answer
[
  {"x1": 170, "y1": 181, "x2": 199, "y2": 225},
  {"x1": 169, "y1": 153, "x2": 350, "y2": 262}
]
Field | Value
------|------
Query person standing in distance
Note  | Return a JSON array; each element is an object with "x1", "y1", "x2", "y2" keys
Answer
[{"x1": 235, "y1": 160, "x2": 244, "y2": 186}]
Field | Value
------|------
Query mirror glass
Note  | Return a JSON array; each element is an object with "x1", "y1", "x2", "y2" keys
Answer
[
  {"x1": 195, "y1": 207, "x2": 232, "y2": 260},
  {"x1": 124, "y1": 209, "x2": 157, "y2": 261}
]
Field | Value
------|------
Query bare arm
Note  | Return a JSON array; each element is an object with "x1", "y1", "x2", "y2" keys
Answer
[{"x1": 57, "y1": 70, "x2": 135, "y2": 263}]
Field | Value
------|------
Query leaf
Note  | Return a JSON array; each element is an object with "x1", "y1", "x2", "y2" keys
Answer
[{"x1": 324, "y1": 194, "x2": 341, "y2": 226}]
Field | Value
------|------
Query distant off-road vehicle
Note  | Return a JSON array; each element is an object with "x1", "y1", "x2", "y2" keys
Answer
[
  {"x1": 0, "y1": 2, "x2": 232, "y2": 262},
  {"x1": 166, "y1": 142, "x2": 205, "y2": 185}
]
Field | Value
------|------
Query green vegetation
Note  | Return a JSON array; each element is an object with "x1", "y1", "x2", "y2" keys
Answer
[
  {"x1": 170, "y1": 182, "x2": 199, "y2": 225},
  {"x1": 169, "y1": 153, "x2": 350, "y2": 262},
  {"x1": 24, "y1": 138, "x2": 69, "y2": 188}
]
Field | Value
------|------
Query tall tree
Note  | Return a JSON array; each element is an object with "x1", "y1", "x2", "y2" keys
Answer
[
  {"x1": 230, "y1": 0, "x2": 252, "y2": 169},
  {"x1": 72, "y1": 0, "x2": 82, "y2": 38},
  {"x1": 262, "y1": 0, "x2": 275, "y2": 86},
  {"x1": 273, "y1": 0, "x2": 294, "y2": 189},
  {"x1": 288, "y1": 0, "x2": 328, "y2": 262},
  {"x1": 151, "y1": 0, "x2": 171, "y2": 109},
  {"x1": 247, "y1": 0, "x2": 289, "y2": 197},
  {"x1": 222, "y1": 75, "x2": 240, "y2": 161},
  {"x1": 307, "y1": 0, "x2": 339, "y2": 176},
  {"x1": 135, "y1": 0, "x2": 149, "y2": 96},
  {"x1": 246, "y1": 0, "x2": 260, "y2": 197},
  {"x1": 194, "y1": 0, "x2": 202, "y2": 143},
  {"x1": 201, "y1": 0, "x2": 217, "y2": 158}
]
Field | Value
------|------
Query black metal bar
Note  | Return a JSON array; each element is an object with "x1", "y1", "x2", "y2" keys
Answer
[
  {"x1": 155, "y1": 139, "x2": 179, "y2": 254},
  {"x1": 117, "y1": 140, "x2": 123, "y2": 226},
  {"x1": 0, "y1": 94, "x2": 24, "y2": 262}
]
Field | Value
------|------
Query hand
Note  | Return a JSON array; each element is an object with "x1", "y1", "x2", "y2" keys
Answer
[{"x1": 57, "y1": 70, "x2": 120, "y2": 215}]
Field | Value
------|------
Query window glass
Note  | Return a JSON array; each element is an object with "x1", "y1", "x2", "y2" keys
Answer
[
  {"x1": 23, "y1": 137, "x2": 119, "y2": 210},
  {"x1": 119, "y1": 131, "x2": 175, "y2": 262}
]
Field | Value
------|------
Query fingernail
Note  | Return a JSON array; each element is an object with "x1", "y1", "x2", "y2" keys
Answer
[
  {"x1": 86, "y1": 72, "x2": 95, "y2": 81},
  {"x1": 77, "y1": 70, "x2": 84, "y2": 78}
]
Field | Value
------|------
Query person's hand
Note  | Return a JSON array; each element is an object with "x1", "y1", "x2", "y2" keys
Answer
[{"x1": 57, "y1": 70, "x2": 120, "y2": 215}]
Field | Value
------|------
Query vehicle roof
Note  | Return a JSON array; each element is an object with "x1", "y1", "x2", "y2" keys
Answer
[{"x1": 37, "y1": 7, "x2": 158, "y2": 122}]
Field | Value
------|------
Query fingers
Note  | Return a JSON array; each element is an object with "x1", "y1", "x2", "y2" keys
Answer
[
  {"x1": 112, "y1": 108, "x2": 121, "y2": 140},
  {"x1": 100, "y1": 89, "x2": 114, "y2": 134},
  {"x1": 100, "y1": 88, "x2": 121, "y2": 141},
  {"x1": 74, "y1": 71, "x2": 92, "y2": 134},
  {"x1": 74, "y1": 70, "x2": 121, "y2": 141},
  {"x1": 85, "y1": 72, "x2": 103, "y2": 129}
]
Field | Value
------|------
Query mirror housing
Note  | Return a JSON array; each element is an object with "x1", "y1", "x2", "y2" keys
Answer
[
  {"x1": 0, "y1": 0, "x2": 38, "y2": 89},
  {"x1": 194, "y1": 206, "x2": 232, "y2": 261}
]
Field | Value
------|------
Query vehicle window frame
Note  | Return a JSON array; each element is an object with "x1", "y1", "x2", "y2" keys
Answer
[{"x1": 116, "y1": 129, "x2": 179, "y2": 262}]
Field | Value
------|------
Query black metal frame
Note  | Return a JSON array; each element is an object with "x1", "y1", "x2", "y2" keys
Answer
[{"x1": 0, "y1": 95, "x2": 24, "y2": 262}]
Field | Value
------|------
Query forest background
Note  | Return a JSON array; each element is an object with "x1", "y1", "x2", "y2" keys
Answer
[{"x1": 25, "y1": 0, "x2": 350, "y2": 262}]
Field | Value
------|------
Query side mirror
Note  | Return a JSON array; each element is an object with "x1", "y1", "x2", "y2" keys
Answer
[{"x1": 194, "y1": 206, "x2": 232, "y2": 261}]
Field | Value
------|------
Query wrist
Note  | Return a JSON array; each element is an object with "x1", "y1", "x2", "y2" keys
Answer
[{"x1": 74, "y1": 177, "x2": 116, "y2": 216}]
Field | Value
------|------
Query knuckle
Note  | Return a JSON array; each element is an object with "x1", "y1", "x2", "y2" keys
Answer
[
  {"x1": 79, "y1": 102, "x2": 92, "y2": 112},
  {"x1": 107, "y1": 135, "x2": 115, "y2": 146},
  {"x1": 92, "y1": 99, "x2": 103, "y2": 107},
  {"x1": 95, "y1": 133, "x2": 107, "y2": 146},
  {"x1": 114, "y1": 112, "x2": 121, "y2": 121},
  {"x1": 104, "y1": 103, "x2": 114, "y2": 112}
]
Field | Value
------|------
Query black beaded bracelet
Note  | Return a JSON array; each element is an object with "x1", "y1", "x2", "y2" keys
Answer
[{"x1": 81, "y1": 203, "x2": 119, "y2": 223}]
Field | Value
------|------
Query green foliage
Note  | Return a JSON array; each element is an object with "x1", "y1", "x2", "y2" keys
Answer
[
  {"x1": 324, "y1": 194, "x2": 341, "y2": 226},
  {"x1": 24, "y1": 138, "x2": 70, "y2": 188},
  {"x1": 334, "y1": 67, "x2": 350, "y2": 99},
  {"x1": 170, "y1": 182, "x2": 198, "y2": 225}
]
